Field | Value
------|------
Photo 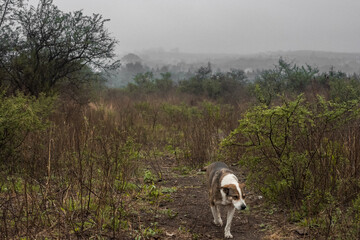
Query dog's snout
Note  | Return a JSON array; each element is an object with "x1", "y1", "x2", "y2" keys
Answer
[{"x1": 241, "y1": 204, "x2": 246, "y2": 210}]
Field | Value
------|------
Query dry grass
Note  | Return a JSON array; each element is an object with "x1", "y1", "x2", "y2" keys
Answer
[{"x1": 0, "y1": 90, "x2": 245, "y2": 238}]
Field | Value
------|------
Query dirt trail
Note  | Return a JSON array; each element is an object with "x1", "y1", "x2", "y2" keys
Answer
[{"x1": 148, "y1": 161, "x2": 299, "y2": 240}]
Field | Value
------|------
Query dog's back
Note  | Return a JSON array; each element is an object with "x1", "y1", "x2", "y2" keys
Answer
[
  {"x1": 206, "y1": 162, "x2": 234, "y2": 194},
  {"x1": 206, "y1": 161, "x2": 228, "y2": 182}
]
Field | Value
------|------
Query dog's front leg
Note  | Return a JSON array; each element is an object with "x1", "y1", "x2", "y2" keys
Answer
[
  {"x1": 224, "y1": 206, "x2": 235, "y2": 238},
  {"x1": 210, "y1": 204, "x2": 223, "y2": 226}
]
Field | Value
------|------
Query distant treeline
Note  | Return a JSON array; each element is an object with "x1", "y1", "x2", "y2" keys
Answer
[{"x1": 120, "y1": 58, "x2": 360, "y2": 105}]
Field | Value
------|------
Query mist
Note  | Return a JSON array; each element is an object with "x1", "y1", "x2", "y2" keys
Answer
[{"x1": 49, "y1": 0, "x2": 360, "y2": 55}]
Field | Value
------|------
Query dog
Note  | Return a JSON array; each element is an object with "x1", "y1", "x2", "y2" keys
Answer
[{"x1": 205, "y1": 162, "x2": 246, "y2": 238}]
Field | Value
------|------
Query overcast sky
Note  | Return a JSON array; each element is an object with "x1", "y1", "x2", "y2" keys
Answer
[{"x1": 47, "y1": 0, "x2": 360, "y2": 55}]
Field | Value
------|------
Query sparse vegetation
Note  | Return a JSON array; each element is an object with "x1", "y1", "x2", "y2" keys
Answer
[{"x1": 1, "y1": 1, "x2": 360, "y2": 239}]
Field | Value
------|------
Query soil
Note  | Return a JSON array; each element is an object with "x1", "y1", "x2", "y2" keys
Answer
[{"x1": 133, "y1": 160, "x2": 305, "y2": 240}]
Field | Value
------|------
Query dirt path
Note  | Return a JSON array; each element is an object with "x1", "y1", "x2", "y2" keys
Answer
[{"x1": 146, "y1": 161, "x2": 300, "y2": 240}]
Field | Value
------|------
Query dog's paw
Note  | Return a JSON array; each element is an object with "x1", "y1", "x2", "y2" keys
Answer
[
  {"x1": 224, "y1": 231, "x2": 233, "y2": 238},
  {"x1": 213, "y1": 219, "x2": 223, "y2": 227}
]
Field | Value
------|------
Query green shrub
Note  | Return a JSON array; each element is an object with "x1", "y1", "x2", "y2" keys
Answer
[
  {"x1": 222, "y1": 94, "x2": 360, "y2": 217},
  {"x1": 179, "y1": 64, "x2": 247, "y2": 101},
  {"x1": 222, "y1": 93, "x2": 360, "y2": 237},
  {"x1": 252, "y1": 59, "x2": 318, "y2": 105},
  {"x1": 0, "y1": 91, "x2": 54, "y2": 166},
  {"x1": 329, "y1": 77, "x2": 360, "y2": 102}
]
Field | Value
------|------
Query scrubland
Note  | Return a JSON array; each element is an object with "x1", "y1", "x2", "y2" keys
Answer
[{"x1": 1, "y1": 59, "x2": 360, "y2": 239}]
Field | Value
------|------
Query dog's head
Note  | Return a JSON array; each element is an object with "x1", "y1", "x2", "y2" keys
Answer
[{"x1": 221, "y1": 182, "x2": 246, "y2": 210}]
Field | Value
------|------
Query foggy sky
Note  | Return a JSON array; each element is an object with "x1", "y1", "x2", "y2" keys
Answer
[{"x1": 48, "y1": 0, "x2": 360, "y2": 55}]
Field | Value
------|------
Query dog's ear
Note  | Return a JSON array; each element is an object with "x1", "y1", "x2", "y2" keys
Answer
[{"x1": 222, "y1": 187, "x2": 229, "y2": 195}]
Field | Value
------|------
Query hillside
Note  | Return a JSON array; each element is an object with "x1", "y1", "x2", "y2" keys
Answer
[{"x1": 133, "y1": 49, "x2": 360, "y2": 74}]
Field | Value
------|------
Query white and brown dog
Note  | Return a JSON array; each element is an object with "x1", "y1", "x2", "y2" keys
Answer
[{"x1": 205, "y1": 162, "x2": 246, "y2": 238}]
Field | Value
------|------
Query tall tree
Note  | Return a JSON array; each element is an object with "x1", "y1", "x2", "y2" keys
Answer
[{"x1": 0, "y1": 0, "x2": 119, "y2": 96}]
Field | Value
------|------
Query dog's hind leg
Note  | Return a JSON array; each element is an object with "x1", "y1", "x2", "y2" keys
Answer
[
  {"x1": 210, "y1": 204, "x2": 223, "y2": 226},
  {"x1": 224, "y1": 206, "x2": 235, "y2": 238}
]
